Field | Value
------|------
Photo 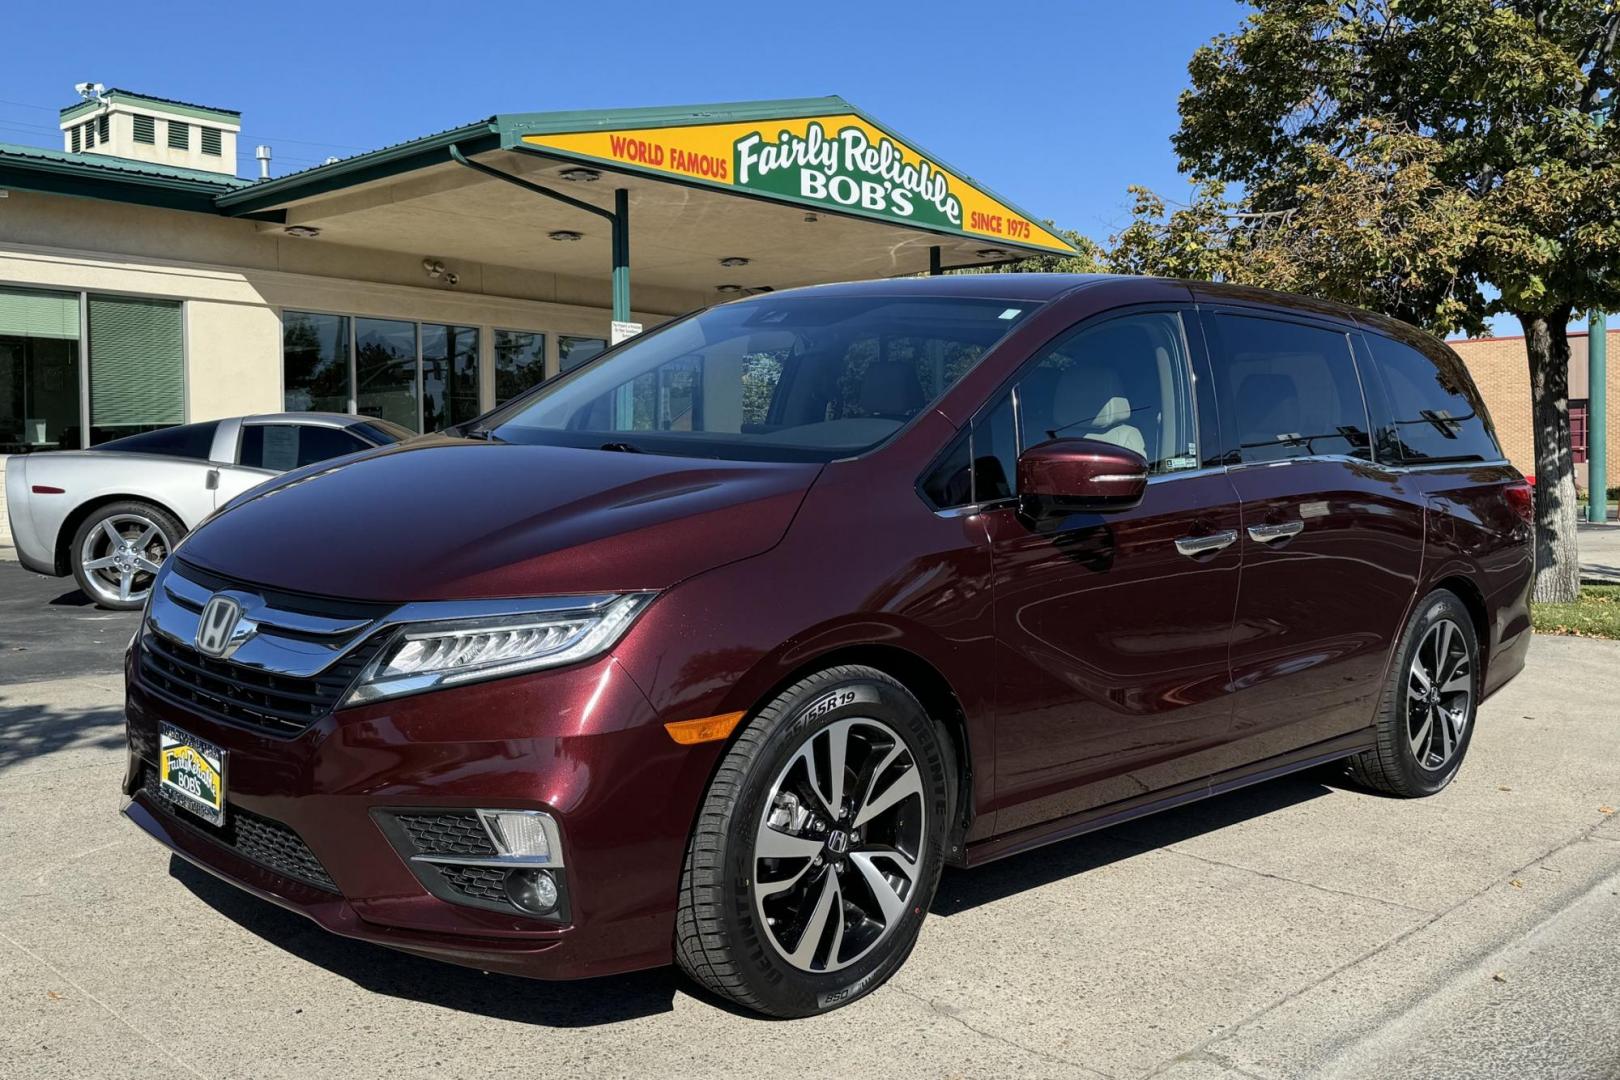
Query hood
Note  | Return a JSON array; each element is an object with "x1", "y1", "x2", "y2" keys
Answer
[{"x1": 180, "y1": 439, "x2": 820, "y2": 601}]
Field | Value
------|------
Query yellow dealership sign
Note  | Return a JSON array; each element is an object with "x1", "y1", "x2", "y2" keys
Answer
[{"x1": 520, "y1": 112, "x2": 1075, "y2": 256}]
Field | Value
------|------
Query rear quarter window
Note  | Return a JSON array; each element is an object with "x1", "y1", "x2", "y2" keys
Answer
[
  {"x1": 239, "y1": 424, "x2": 369, "y2": 471},
  {"x1": 1365, "y1": 333, "x2": 1501, "y2": 464},
  {"x1": 94, "y1": 421, "x2": 219, "y2": 460}
]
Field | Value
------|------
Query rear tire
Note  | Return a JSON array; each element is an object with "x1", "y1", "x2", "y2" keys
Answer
[
  {"x1": 674, "y1": 665, "x2": 951, "y2": 1017},
  {"x1": 71, "y1": 500, "x2": 182, "y2": 610},
  {"x1": 1348, "y1": 589, "x2": 1479, "y2": 797}
]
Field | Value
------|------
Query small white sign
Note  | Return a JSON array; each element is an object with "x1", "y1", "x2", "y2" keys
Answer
[{"x1": 611, "y1": 320, "x2": 642, "y2": 345}]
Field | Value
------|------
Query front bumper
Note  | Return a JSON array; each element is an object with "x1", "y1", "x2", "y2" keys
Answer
[{"x1": 122, "y1": 642, "x2": 724, "y2": 980}]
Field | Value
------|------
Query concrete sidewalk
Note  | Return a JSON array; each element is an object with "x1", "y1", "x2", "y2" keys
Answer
[
  {"x1": 1579, "y1": 522, "x2": 1620, "y2": 583},
  {"x1": 2, "y1": 636, "x2": 1618, "y2": 1079}
]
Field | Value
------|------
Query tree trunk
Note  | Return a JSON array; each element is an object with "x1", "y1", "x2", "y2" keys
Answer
[{"x1": 1520, "y1": 311, "x2": 1582, "y2": 604}]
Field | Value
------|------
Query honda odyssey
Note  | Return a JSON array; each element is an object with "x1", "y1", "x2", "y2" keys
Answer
[{"x1": 122, "y1": 274, "x2": 1533, "y2": 1017}]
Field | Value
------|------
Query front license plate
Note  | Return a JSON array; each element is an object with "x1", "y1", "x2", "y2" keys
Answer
[{"x1": 158, "y1": 724, "x2": 227, "y2": 827}]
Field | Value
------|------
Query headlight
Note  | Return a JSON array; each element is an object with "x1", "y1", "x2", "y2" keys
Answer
[{"x1": 346, "y1": 593, "x2": 652, "y2": 704}]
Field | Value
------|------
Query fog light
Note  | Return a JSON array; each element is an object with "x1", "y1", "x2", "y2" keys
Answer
[{"x1": 506, "y1": 868, "x2": 559, "y2": 914}]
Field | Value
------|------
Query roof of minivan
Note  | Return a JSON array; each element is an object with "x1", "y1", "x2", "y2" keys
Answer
[
  {"x1": 754, "y1": 275, "x2": 1445, "y2": 349},
  {"x1": 759, "y1": 273, "x2": 1115, "y2": 304}
]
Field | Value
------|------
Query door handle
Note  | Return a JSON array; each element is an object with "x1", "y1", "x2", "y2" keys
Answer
[
  {"x1": 1247, "y1": 521, "x2": 1304, "y2": 544},
  {"x1": 1175, "y1": 530, "x2": 1238, "y2": 557}
]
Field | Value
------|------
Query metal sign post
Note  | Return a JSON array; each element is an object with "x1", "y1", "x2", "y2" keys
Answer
[{"x1": 1591, "y1": 311, "x2": 1609, "y2": 523}]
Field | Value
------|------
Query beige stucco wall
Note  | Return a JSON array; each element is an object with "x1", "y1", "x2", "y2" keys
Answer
[{"x1": 0, "y1": 188, "x2": 705, "y2": 423}]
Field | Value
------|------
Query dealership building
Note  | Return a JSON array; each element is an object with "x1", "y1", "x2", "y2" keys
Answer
[{"x1": 0, "y1": 88, "x2": 1074, "y2": 455}]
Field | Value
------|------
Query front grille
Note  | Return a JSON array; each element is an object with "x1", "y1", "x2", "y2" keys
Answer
[
  {"x1": 396, "y1": 812, "x2": 498, "y2": 857},
  {"x1": 138, "y1": 629, "x2": 387, "y2": 738},
  {"x1": 437, "y1": 864, "x2": 510, "y2": 904},
  {"x1": 141, "y1": 768, "x2": 338, "y2": 893}
]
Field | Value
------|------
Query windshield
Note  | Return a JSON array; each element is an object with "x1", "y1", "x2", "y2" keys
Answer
[{"x1": 488, "y1": 294, "x2": 1035, "y2": 461}]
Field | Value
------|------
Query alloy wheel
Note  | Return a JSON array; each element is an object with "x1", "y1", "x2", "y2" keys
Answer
[
  {"x1": 752, "y1": 717, "x2": 926, "y2": 973},
  {"x1": 1406, "y1": 617, "x2": 1472, "y2": 771},
  {"x1": 79, "y1": 513, "x2": 168, "y2": 605}
]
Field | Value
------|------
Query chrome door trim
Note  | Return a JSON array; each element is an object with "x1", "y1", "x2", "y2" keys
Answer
[
  {"x1": 1248, "y1": 521, "x2": 1305, "y2": 543},
  {"x1": 1174, "y1": 530, "x2": 1238, "y2": 557}
]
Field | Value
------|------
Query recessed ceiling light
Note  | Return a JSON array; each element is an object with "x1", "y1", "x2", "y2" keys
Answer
[
  {"x1": 549, "y1": 230, "x2": 583, "y2": 242},
  {"x1": 976, "y1": 248, "x2": 1013, "y2": 259},
  {"x1": 714, "y1": 284, "x2": 744, "y2": 293},
  {"x1": 719, "y1": 256, "x2": 750, "y2": 268},
  {"x1": 803, "y1": 213, "x2": 818, "y2": 223},
  {"x1": 284, "y1": 225, "x2": 321, "y2": 238},
  {"x1": 558, "y1": 167, "x2": 601, "y2": 182}
]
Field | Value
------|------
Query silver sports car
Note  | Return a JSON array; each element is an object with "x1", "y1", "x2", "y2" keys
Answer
[{"x1": 5, "y1": 412, "x2": 412, "y2": 609}]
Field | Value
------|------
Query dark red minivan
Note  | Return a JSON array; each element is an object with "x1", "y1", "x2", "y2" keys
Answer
[{"x1": 122, "y1": 275, "x2": 1533, "y2": 1016}]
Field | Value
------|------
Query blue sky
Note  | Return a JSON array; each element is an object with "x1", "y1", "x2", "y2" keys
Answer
[
  {"x1": 0, "y1": 0, "x2": 1536, "y2": 335},
  {"x1": 0, "y1": 0, "x2": 1236, "y2": 242}
]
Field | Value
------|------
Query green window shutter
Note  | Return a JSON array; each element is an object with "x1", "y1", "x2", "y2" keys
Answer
[
  {"x1": 70, "y1": 126, "x2": 81, "y2": 153},
  {"x1": 168, "y1": 121, "x2": 189, "y2": 150},
  {"x1": 98, "y1": 114, "x2": 109, "y2": 142},
  {"x1": 82, "y1": 121, "x2": 95, "y2": 148},
  {"x1": 133, "y1": 114, "x2": 155, "y2": 143},
  {"x1": 0, "y1": 287, "x2": 80, "y2": 338},
  {"x1": 200, "y1": 127, "x2": 221, "y2": 156},
  {"x1": 88, "y1": 295, "x2": 184, "y2": 428}
]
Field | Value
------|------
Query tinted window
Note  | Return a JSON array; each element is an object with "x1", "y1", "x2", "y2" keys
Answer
[
  {"x1": 492, "y1": 296, "x2": 1032, "y2": 462},
  {"x1": 974, "y1": 393, "x2": 1018, "y2": 501},
  {"x1": 1366, "y1": 333, "x2": 1500, "y2": 463},
  {"x1": 95, "y1": 420, "x2": 219, "y2": 460},
  {"x1": 920, "y1": 431, "x2": 972, "y2": 509},
  {"x1": 495, "y1": 330, "x2": 547, "y2": 404},
  {"x1": 283, "y1": 312, "x2": 350, "y2": 413},
  {"x1": 1205, "y1": 314, "x2": 1369, "y2": 464},
  {"x1": 559, "y1": 336, "x2": 607, "y2": 373},
  {"x1": 348, "y1": 419, "x2": 414, "y2": 445},
  {"x1": 239, "y1": 424, "x2": 368, "y2": 471},
  {"x1": 1016, "y1": 311, "x2": 1199, "y2": 476}
]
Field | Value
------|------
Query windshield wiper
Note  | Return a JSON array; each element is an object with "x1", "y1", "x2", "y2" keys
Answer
[
  {"x1": 599, "y1": 441, "x2": 646, "y2": 453},
  {"x1": 461, "y1": 426, "x2": 504, "y2": 443}
]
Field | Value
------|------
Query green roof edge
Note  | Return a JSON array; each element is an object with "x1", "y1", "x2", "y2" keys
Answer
[
  {"x1": 13, "y1": 95, "x2": 1076, "y2": 256},
  {"x1": 61, "y1": 89, "x2": 241, "y2": 125}
]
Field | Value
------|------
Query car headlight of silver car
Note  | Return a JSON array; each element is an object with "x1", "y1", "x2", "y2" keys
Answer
[{"x1": 346, "y1": 593, "x2": 653, "y2": 705}]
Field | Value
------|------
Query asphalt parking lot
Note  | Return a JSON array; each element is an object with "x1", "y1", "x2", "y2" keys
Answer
[{"x1": 2, "y1": 565, "x2": 1619, "y2": 1079}]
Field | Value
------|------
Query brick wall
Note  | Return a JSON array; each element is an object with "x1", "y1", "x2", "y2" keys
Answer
[{"x1": 1450, "y1": 329, "x2": 1620, "y2": 494}]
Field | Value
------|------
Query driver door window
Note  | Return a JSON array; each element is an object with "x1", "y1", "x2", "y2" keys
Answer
[{"x1": 1015, "y1": 310, "x2": 1199, "y2": 475}]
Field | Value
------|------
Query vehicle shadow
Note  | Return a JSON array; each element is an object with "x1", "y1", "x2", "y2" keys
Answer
[
  {"x1": 167, "y1": 856, "x2": 683, "y2": 1027},
  {"x1": 0, "y1": 697, "x2": 126, "y2": 774},
  {"x1": 932, "y1": 770, "x2": 1338, "y2": 916},
  {"x1": 166, "y1": 767, "x2": 1344, "y2": 1024},
  {"x1": 49, "y1": 587, "x2": 96, "y2": 607}
]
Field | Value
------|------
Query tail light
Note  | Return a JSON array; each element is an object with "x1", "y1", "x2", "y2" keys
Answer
[{"x1": 1504, "y1": 479, "x2": 1534, "y2": 526}]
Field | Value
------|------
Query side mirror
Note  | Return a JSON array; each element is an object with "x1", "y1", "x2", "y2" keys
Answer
[{"x1": 1017, "y1": 438, "x2": 1149, "y2": 515}]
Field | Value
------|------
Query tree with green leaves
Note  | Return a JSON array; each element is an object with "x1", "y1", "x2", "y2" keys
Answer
[{"x1": 1119, "y1": 0, "x2": 1620, "y2": 602}]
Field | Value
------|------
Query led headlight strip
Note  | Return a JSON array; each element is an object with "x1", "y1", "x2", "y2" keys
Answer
[{"x1": 346, "y1": 592, "x2": 652, "y2": 704}]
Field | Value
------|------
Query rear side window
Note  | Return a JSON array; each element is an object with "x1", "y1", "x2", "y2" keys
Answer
[
  {"x1": 94, "y1": 421, "x2": 219, "y2": 460},
  {"x1": 1365, "y1": 333, "x2": 1500, "y2": 464},
  {"x1": 239, "y1": 424, "x2": 369, "y2": 471},
  {"x1": 1203, "y1": 313, "x2": 1370, "y2": 464}
]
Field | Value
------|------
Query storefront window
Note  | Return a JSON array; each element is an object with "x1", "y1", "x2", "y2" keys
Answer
[
  {"x1": 87, "y1": 295, "x2": 184, "y2": 445},
  {"x1": 560, "y1": 335, "x2": 607, "y2": 373},
  {"x1": 495, "y1": 329, "x2": 547, "y2": 404},
  {"x1": 0, "y1": 287, "x2": 82, "y2": 452},
  {"x1": 355, "y1": 318, "x2": 419, "y2": 432},
  {"x1": 422, "y1": 323, "x2": 480, "y2": 431},
  {"x1": 283, "y1": 312, "x2": 351, "y2": 413}
]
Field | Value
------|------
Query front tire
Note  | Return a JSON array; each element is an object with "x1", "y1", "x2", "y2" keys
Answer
[
  {"x1": 1348, "y1": 589, "x2": 1479, "y2": 797},
  {"x1": 71, "y1": 500, "x2": 182, "y2": 610},
  {"x1": 674, "y1": 665, "x2": 951, "y2": 1017}
]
